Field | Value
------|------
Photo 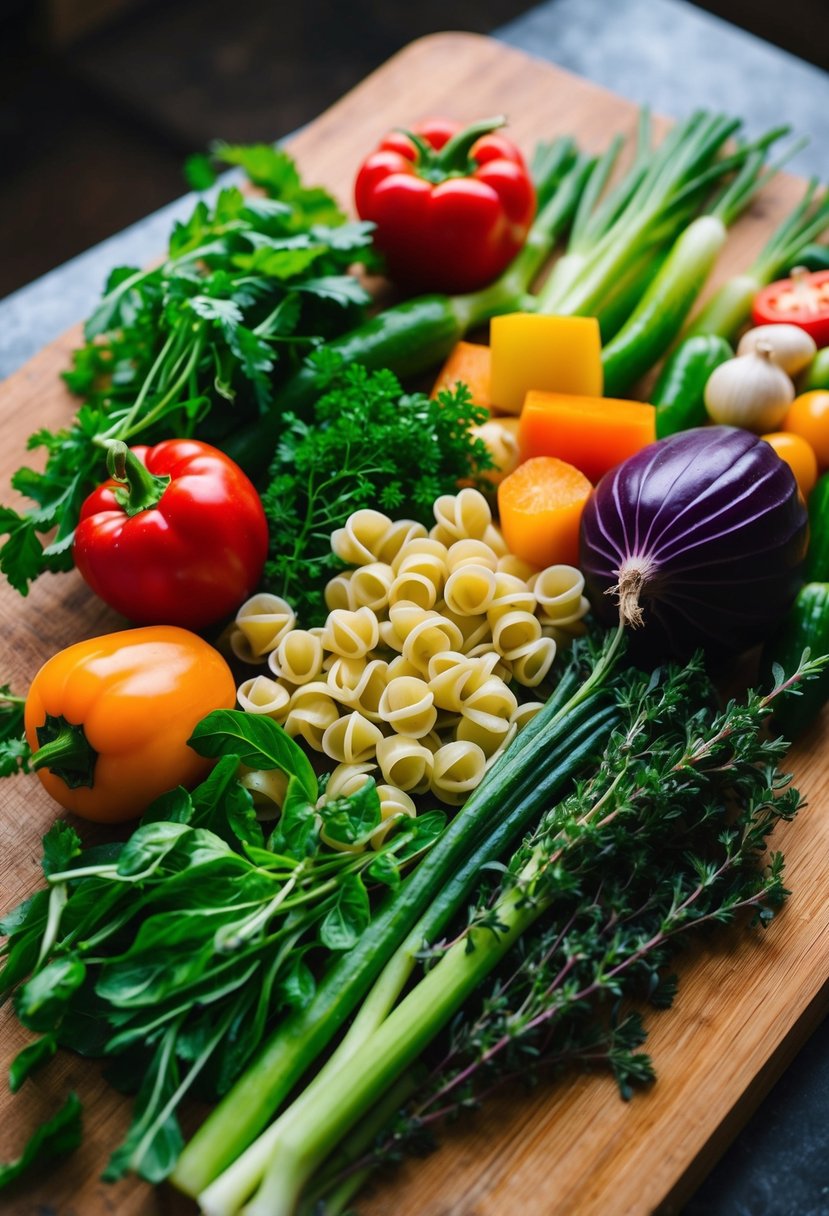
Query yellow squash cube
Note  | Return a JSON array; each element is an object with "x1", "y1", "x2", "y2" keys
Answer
[{"x1": 489, "y1": 314, "x2": 603, "y2": 414}]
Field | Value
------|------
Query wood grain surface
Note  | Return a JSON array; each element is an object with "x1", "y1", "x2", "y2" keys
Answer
[{"x1": 1, "y1": 31, "x2": 827, "y2": 1216}]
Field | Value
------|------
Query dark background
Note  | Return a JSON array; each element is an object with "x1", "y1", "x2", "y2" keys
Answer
[{"x1": 1, "y1": 0, "x2": 826, "y2": 300}]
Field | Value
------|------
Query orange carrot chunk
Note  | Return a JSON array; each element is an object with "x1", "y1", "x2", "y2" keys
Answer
[
  {"x1": 431, "y1": 341, "x2": 492, "y2": 411},
  {"x1": 498, "y1": 456, "x2": 592, "y2": 568},
  {"x1": 519, "y1": 390, "x2": 656, "y2": 485}
]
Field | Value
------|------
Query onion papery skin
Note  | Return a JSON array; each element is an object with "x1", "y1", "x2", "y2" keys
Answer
[{"x1": 579, "y1": 425, "x2": 809, "y2": 660}]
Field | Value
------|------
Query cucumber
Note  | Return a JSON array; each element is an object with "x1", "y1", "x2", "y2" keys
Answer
[
  {"x1": 799, "y1": 347, "x2": 829, "y2": 393},
  {"x1": 651, "y1": 334, "x2": 733, "y2": 437},
  {"x1": 764, "y1": 582, "x2": 829, "y2": 739},
  {"x1": 804, "y1": 475, "x2": 829, "y2": 583}
]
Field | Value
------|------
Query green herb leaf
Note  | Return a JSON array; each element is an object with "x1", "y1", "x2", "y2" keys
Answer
[
  {"x1": 14, "y1": 956, "x2": 86, "y2": 1033},
  {"x1": 319, "y1": 873, "x2": 370, "y2": 951},
  {"x1": 115, "y1": 823, "x2": 191, "y2": 879},
  {"x1": 318, "y1": 781, "x2": 381, "y2": 847},
  {"x1": 0, "y1": 1091, "x2": 82, "y2": 1189},
  {"x1": 9, "y1": 1034, "x2": 57, "y2": 1092},
  {"x1": 41, "y1": 821, "x2": 82, "y2": 878},
  {"x1": 189, "y1": 710, "x2": 318, "y2": 803}
]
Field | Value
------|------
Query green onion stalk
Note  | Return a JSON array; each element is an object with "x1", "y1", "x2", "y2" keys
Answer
[
  {"x1": 683, "y1": 178, "x2": 829, "y2": 342},
  {"x1": 171, "y1": 629, "x2": 626, "y2": 1201},
  {"x1": 201, "y1": 649, "x2": 817, "y2": 1216}
]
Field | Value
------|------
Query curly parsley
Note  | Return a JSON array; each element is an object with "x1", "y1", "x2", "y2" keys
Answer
[{"x1": 262, "y1": 353, "x2": 494, "y2": 622}]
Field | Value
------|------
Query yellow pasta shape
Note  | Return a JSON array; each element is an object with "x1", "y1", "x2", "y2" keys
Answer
[
  {"x1": 443, "y1": 564, "x2": 497, "y2": 616},
  {"x1": 236, "y1": 675, "x2": 291, "y2": 722},
  {"x1": 376, "y1": 734, "x2": 433, "y2": 792},
  {"x1": 386, "y1": 655, "x2": 423, "y2": 680},
  {"x1": 427, "y1": 652, "x2": 477, "y2": 712},
  {"x1": 538, "y1": 597, "x2": 591, "y2": 629},
  {"x1": 239, "y1": 766, "x2": 289, "y2": 817},
  {"x1": 331, "y1": 509, "x2": 393, "y2": 566},
  {"x1": 402, "y1": 612, "x2": 464, "y2": 673},
  {"x1": 284, "y1": 683, "x2": 340, "y2": 753},
  {"x1": 432, "y1": 488, "x2": 492, "y2": 541},
  {"x1": 324, "y1": 762, "x2": 376, "y2": 801},
  {"x1": 388, "y1": 570, "x2": 440, "y2": 611},
  {"x1": 461, "y1": 675, "x2": 518, "y2": 729},
  {"x1": 349, "y1": 563, "x2": 395, "y2": 612},
  {"x1": 509, "y1": 636, "x2": 558, "y2": 687},
  {"x1": 487, "y1": 573, "x2": 537, "y2": 625},
  {"x1": 268, "y1": 629, "x2": 325, "y2": 686},
  {"x1": 322, "y1": 711, "x2": 384, "y2": 765},
  {"x1": 464, "y1": 644, "x2": 513, "y2": 684},
  {"x1": 374, "y1": 518, "x2": 428, "y2": 565},
  {"x1": 325, "y1": 656, "x2": 368, "y2": 705},
  {"x1": 234, "y1": 593, "x2": 296, "y2": 658},
  {"x1": 391, "y1": 538, "x2": 448, "y2": 573},
  {"x1": 511, "y1": 701, "x2": 546, "y2": 730},
  {"x1": 456, "y1": 714, "x2": 515, "y2": 758},
  {"x1": 322, "y1": 607, "x2": 380, "y2": 659},
  {"x1": 531, "y1": 565, "x2": 585, "y2": 617},
  {"x1": 350, "y1": 659, "x2": 390, "y2": 722},
  {"x1": 378, "y1": 676, "x2": 437, "y2": 738},
  {"x1": 438, "y1": 606, "x2": 492, "y2": 654},
  {"x1": 324, "y1": 572, "x2": 356, "y2": 613},
  {"x1": 371, "y1": 785, "x2": 417, "y2": 849},
  {"x1": 491, "y1": 609, "x2": 543, "y2": 659},
  {"x1": 445, "y1": 539, "x2": 498, "y2": 573},
  {"x1": 483, "y1": 523, "x2": 510, "y2": 558},
  {"x1": 387, "y1": 602, "x2": 438, "y2": 645},
  {"x1": 497, "y1": 553, "x2": 540, "y2": 581},
  {"x1": 431, "y1": 740, "x2": 487, "y2": 804}
]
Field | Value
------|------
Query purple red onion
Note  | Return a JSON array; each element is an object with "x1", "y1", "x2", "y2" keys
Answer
[{"x1": 579, "y1": 426, "x2": 808, "y2": 659}]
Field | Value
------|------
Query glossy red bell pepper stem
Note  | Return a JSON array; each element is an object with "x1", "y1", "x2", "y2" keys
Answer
[{"x1": 354, "y1": 116, "x2": 536, "y2": 294}]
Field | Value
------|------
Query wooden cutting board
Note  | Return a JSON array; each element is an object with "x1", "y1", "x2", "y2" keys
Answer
[{"x1": 1, "y1": 31, "x2": 827, "y2": 1216}]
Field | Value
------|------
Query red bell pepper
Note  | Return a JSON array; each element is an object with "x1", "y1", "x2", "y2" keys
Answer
[
  {"x1": 752, "y1": 268, "x2": 829, "y2": 349},
  {"x1": 73, "y1": 439, "x2": 268, "y2": 630},
  {"x1": 354, "y1": 116, "x2": 536, "y2": 294}
]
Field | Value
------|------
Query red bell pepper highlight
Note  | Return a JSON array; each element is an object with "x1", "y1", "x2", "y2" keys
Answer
[
  {"x1": 354, "y1": 116, "x2": 536, "y2": 294},
  {"x1": 752, "y1": 268, "x2": 829, "y2": 348},
  {"x1": 73, "y1": 438, "x2": 268, "y2": 630}
]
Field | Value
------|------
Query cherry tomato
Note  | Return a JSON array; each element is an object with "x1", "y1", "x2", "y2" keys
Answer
[
  {"x1": 752, "y1": 269, "x2": 829, "y2": 348},
  {"x1": 760, "y1": 431, "x2": 818, "y2": 498},
  {"x1": 782, "y1": 391, "x2": 829, "y2": 471}
]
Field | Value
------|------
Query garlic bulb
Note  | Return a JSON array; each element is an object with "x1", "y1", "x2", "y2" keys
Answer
[
  {"x1": 737, "y1": 324, "x2": 817, "y2": 376},
  {"x1": 704, "y1": 344, "x2": 794, "y2": 433}
]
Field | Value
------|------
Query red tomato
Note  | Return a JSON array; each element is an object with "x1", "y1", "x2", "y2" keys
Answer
[{"x1": 752, "y1": 269, "x2": 829, "y2": 348}]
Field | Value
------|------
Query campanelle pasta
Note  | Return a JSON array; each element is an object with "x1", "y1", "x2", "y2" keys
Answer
[{"x1": 234, "y1": 488, "x2": 590, "y2": 812}]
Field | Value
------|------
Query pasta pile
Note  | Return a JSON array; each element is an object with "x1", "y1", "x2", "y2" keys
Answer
[{"x1": 229, "y1": 489, "x2": 589, "y2": 847}]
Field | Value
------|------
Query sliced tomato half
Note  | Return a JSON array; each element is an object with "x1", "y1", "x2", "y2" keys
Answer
[{"x1": 752, "y1": 268, "x2": 829, "y2": 348}]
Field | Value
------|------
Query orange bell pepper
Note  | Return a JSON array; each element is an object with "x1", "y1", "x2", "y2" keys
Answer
[
  {"x1": 519, "y1": 390, "x2": 656, "y2": 484},
  {"x1": 24, "y1": 626, "x2": 236, "y2": 823}
]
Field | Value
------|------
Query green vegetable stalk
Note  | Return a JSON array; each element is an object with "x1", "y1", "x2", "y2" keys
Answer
[{"x1": 200, "y1": 653, "x2": 821, "y2": 1216}]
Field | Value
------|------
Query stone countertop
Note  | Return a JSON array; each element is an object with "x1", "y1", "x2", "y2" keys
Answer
[{"x1": 1, "y1": 3, "x2": 827, "y2": 1213}]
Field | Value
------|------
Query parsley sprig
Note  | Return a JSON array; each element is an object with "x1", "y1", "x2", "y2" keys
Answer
[
  {"x1": 0, "y1": 144, "x2": 377, "y2": 594},
  {"x1": 263, "y1": 353, "x2": 493, "y2": 622}
]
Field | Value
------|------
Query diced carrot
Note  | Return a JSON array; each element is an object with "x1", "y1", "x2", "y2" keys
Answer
[
  {"x1": 489, "y1": 314, "x2": 602, "y2": 414},
  {"x1": 519, "y1": 391, "x2": 656, "y2": 484},
  {"x1": 471, "y1": 416, "x2": 521, "y2": 485},
  {"x1": 431, "y1": 341, "x2": 492, "y2": 412},
  {"x1": 497, "y1": 456, "x2": 592, "y2": 568}
]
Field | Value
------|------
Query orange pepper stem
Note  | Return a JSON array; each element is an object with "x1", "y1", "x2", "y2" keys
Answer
[
  {"x1": 31, "y1": 713, "x2": 98, "y2": 790},
  {"x1": 105, "y1": 439, "x2": 171, "y2": 518}
]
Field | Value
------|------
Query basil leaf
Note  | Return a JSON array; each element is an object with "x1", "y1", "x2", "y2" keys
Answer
[
  {"x1": 41, "y1": 821, "x2": 81, "y2": 878},
  {"x1": 9, "y1": 1034, "x2": 57, "y2": 1092},
  {"x1": 318, "y1": 781, "x2": 381, "y2": 847},
  {"x1": 319, "y1": 874, "x2": 369, "y2": 951},
  {"x1": 191, "y1": 754, "x2": 263, "y2": 850},
  {"x1": 116, "y1": 822, "x2": 191, "y2": 878},
  {"x1": 277, "y1": 953, "x2": 316, "y2": 1011},
  {"x1": 14, "y1": 955, "x2": 86, "y2": 1033},
  {"x1": 189, "y1": 710, "x2": 317, "y2": 803},
  {"x1": 391, "y1": 810, "x2": 447, "y2": 862},
  {"x1": 269, "y1": 776, "x2": 319, "y2": 859},
  {"x1": 0, "y1": 1092, "x2": 82, "y2": 1189},
  {"x1": 367, "y1": 851, "x2": 401, "y2": 890},
  {"x1": 140, "y1": 786, "x2": 193, "y2": 826}
]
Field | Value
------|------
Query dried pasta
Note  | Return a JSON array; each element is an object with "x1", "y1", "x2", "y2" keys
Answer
[
  {"x1": 268, "y1": 629, "x2": 324, "y2": 686},
  {"x1": 236, "y1": 675, "x2": 291, "y2": 722}
]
